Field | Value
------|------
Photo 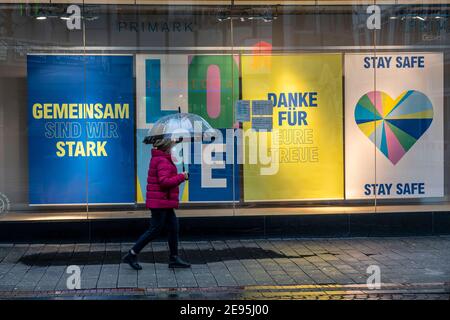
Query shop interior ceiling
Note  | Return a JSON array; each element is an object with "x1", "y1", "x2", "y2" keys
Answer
[
  {"x1": 2, "y1": 0, "x2": 450, "y2": 5},
  {"x1": 2, "y1": 1, "x2": 450, "y2": 17}
]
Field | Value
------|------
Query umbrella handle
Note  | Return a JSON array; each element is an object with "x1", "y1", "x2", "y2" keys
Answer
[{"x1": 178, "y1": 107, "x2": 186, "y2": 172}]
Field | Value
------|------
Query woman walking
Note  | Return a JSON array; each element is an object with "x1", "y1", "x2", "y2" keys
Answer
[{"x1": 123, "y1": 138, "x2": 190, "y2": 270}]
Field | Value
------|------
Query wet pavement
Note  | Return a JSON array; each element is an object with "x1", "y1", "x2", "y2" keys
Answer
[
  {"x1": 2, "y1": 283, "x2": 450, "y2": 300},
  {"x1": 1, "y1": 236, "x2": 450, "y2": 300}
]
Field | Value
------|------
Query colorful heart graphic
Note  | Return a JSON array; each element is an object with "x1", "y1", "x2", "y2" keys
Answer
[{"x1": 354, "y1": 90, "x2": 434, "y2": 165}]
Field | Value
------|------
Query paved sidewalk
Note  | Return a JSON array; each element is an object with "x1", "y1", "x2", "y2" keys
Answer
[{"x1": 0, "y1": 236, "x2": 450, "y2": 299}]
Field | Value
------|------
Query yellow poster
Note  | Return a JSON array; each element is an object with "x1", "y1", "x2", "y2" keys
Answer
[{"x1": 242, "y1": 54, "x2": 344, "y2": 201}]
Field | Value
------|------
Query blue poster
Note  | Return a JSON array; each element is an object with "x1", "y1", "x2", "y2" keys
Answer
[{"x1": 28, "y1": 55, "x2": 135, "y2": 204}]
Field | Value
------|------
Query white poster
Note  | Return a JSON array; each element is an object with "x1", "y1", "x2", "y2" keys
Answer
[
  {"x1": 135, "y1": 54, "x2": 189, "y2": 203},
  {"x1": 345, "y1": 53, "x2": 443, "y2": 199},
  {"x1": 135, "y1": 54, "x2": 189, "y2": 130}
]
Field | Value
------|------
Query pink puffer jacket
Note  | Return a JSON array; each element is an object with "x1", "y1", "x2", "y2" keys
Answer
[{"x1": 146, "y1": 148, "x2": 186, "y2": 209}]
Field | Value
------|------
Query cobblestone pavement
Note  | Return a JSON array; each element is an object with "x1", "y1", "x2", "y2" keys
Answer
[{"x1": 0, "y1": 236, "x2": 449, "y2": 300}]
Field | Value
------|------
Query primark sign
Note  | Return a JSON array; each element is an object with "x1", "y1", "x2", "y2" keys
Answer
[
  {"x1": 18, "y1": 3, "x2": 195, "y2": 33},
  {"x1": 117, "y1": 20, "x2": 195, "y2": 33}
]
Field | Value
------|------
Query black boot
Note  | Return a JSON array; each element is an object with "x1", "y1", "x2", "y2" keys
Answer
[
  {"x1": 122, "y1": 251, "x2": 142, "y2": 270},
  {"x1": 168, "y1": 255, "x2": 191, "y2": 268}
]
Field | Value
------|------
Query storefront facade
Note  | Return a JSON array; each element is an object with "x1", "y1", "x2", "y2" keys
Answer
[{"x1": 0, "y1": 1, "x2": 449, "y2": 238}]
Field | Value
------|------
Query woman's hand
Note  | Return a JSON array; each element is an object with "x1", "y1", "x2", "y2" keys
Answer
[{"x1": 183, "y1": 172, "x2": 189, "y2": 180}]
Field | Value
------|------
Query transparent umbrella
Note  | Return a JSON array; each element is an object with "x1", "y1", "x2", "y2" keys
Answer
[
  {"x1": 143, "y1": 111, "x2": 214, "y2": 145},
  {"x1": 143, "y1": 111, "x2": 215, "y2": 171}
]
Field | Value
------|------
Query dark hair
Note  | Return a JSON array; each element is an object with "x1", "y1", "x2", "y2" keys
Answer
[{"x1": 153, "y1": 138, "x2": 173, "y2": 151}]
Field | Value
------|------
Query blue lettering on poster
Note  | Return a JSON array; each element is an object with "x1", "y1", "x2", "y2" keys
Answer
[
  {"x1": 363, "y1": 183, "x2": 426, "y2": 196},
  {"x1": 363, "y1": 56, "x2": 425, "y2": 69}
]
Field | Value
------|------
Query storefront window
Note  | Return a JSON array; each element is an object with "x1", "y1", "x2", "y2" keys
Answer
[{"x1": 0, "y1": 1, "x2": 448, "y2": 231}]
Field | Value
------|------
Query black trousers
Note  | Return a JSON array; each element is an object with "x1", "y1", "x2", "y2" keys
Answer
[{"x1": 132, "y1": 208, "x2": 179, "y2": 257}]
